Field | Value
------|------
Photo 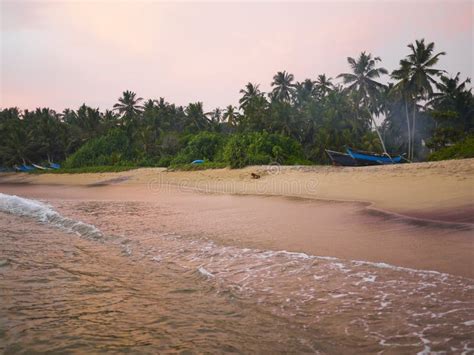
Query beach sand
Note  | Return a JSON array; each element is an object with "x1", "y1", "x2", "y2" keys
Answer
[
  {"x1": 2, "y1": 159, "x2": 473, "y2": 220},
  {"x1": 1, "y1": 159, "x2": 473, "y2": 277}
]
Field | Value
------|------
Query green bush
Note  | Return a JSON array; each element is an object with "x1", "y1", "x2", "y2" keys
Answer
[
  {"x1": 171, "y1": 132, "x2": 225, "y2": 165},
  {"x1": 428, "y1": 135, "x2": 474, "y2": 161},
  {"x1": 157, "y1": 156, "x2": 173, "y2": 167},
  {"x1": 62, "y1": 129, "x2": 308, "y2": 170},
  {"x1": 223, "y1": 132, "x2": 306, "y2": 168},
  {"x1": 63, "y1": 129, "x2": 133, "y2": 168}
]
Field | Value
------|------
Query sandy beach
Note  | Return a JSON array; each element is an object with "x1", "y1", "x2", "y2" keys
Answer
[
  {"x1": 2, "y1": 158, "x2": 473, "y2": 221},
  {"x1": 1, "y1": 159, "x2": 473, "y2": 277}
]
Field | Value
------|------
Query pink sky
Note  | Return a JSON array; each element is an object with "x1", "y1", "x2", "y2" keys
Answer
[{"x1": 1, "y1": 1, "x2": 472, "y2": 112}]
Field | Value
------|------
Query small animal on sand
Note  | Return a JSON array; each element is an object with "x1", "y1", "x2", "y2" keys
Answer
[{"x1": 251, "y1": 172, "x2": 261, "y2": 179}]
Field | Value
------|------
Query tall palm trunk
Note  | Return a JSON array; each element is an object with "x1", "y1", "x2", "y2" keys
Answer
[
  {"x1": 372, "y1": 117, "x2": 388, "y2": 155},
  {"x1": 411, "y1": 101, "x2": 416, "y2": 160},
  {"x1": 404, "y1": 99, "x2": 411, "y2": 159}
]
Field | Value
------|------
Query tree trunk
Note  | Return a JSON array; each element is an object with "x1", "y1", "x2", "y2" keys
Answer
[
  {"x1": 405, "y1": 99, "x2": 411, "y2": 159},
  {"x1": 372, "y1": 117, "x2": 388, "y2": 155},
  {"x1": 411, "y1": 101, "x2": 417, "y2": 160}
]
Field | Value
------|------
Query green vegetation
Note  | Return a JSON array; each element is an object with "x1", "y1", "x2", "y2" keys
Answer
[
  {"x1": 170, "y1": 132, "x2": 226, "y2": 165},
  {"x1": 223, "y1": 132, "x2": 308, "y2": 168},
  {"x1": 1, "y1": 39, "x2": 472, "y2": 170},
  {"x1": 428, "y1": 136, "x2": 474, "y2": 161}
]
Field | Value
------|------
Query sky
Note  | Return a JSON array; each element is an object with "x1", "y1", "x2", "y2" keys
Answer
[{"x1": 1, "y1": 0, "x2": 473, "y2": 112}]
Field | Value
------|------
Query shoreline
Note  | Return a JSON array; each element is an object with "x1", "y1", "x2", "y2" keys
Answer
[
  {"x1": 1, "y1": 159, "x2": 473, "y2": 278},
  {"x1": 1, "y1": 158, "x2": 473, "y2": 224}
]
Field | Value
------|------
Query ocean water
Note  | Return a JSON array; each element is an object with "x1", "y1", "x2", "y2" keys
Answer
[{"x1": 0, "y1": 192, "x2": 473, "y2": 354}]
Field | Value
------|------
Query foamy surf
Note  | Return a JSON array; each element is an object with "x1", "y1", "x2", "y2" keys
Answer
[
  {"x1": 0, "y1": 192, "x2": 464, "y2": 279},
  {"x1": 0, "y1": 193, "x2": 103, "y2": 240},
  {"x1": 1, "y1": 196, "x2": 473, "y2": 353}
]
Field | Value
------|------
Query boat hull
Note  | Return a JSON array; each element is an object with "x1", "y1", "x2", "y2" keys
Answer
[
  {"x1": 347, "y1": 148, "x2": 403, "y2": 165},
  {"x1": 325, "y1": 150, "x2": 358, "y2": 166}
]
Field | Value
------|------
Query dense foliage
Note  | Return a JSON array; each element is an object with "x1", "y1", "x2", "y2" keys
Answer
[
  {"x1": 428, "y1": 135, "x2": 474, "y2": 161},
  {"x1": 1, "y1": 39, "x2": 472, "y2": 169}
]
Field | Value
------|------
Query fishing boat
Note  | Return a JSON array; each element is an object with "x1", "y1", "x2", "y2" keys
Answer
[
  {"x1": 15, "y1": 165, "x2": 36, "y2": 172},
  {"x1": 325, "y1": 150, "x2": 358, "y2": 166},
  {"x1": 346, "y1": 148, "x2": 403, "y2": 166},
  {"x1": 32, "y1": 163, "x2": 50, "y2": 170}
]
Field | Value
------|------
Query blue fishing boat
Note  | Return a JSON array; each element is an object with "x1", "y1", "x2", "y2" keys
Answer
[
  {"x1": 15, "y1": 165, "x2": 36, "y2": 172},
  {"x1": 346, "y1": 148, "x2": 403, "y2": 166},
  {"x1": 325, "y1": 150, "x2": 358, "y2": 166},
  {"x1": 49, "y1": 162, "x2": 61, "y2": 169}
]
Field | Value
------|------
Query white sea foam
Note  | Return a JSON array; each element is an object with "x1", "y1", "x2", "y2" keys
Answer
[
  {"x1": 2, "y1": 194, "x2": 473, "y2": 352},
  {"x1": 0, "y1": 193, "x2": 468, "y2": 281},
  {"x1": 198, "y1": 266, "x2": 214, "y2": 278},
  {"x1": 0, "y1": 193, "x2": 102, "y2": 240}
]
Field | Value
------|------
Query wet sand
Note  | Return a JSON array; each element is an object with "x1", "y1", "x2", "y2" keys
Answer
[{"x1": 2, "y1": 158, "x2": 473, "y2": 220}]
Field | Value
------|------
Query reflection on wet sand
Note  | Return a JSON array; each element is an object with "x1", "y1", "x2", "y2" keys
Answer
[{"x1": 0, "y1": 183, "x2": 473, "y2": 353}]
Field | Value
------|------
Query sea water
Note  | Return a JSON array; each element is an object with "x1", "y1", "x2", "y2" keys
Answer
[{"x1": 0, "y1": 193, "x2": 473, "y2": 353}]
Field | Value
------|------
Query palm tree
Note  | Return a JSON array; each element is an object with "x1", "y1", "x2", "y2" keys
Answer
[
  {"x1": 338, "y1": 52, "x2": 388, "y2": 113},
  {"x1": 392, "y1": 39, "x2": 446, "y2": 159},
  {"x1": 223, "y1": 105, "x2": 239, "y2": 127},
  {"x1": 391, "y1": 61, "x2": 413, "y2": 158},
  {"x1": 315, "y1": 74, "x2": 334, "y2": 98},
  {"x1": 113, "y1": 90, "x2": 144, "y2": 124},
  {"x1": 338, "y1": 52, "x2": 388, "y2": 153},
  {"x1": 428, "y1": 73, "x2": 473, "y2": 143},
  {"x1": 429, "y1": 72, "x2": 471, "y2": 107},
  {"x1": 103, "y1": 109, "x2": 118, "y2": 129},
  {"x1": 143, "y1": 99, "x2": 156, "y2": 111},
  {"x1": 271, "y1": 71, "x2": 295, "y2": 103},
  {"x1": 185, "y1": 102, "x2": 209, "y2": 132},
  {"x1": 294, "y1": 79, "x2": 317, "y2": 105},
  {"x1": 239, "y1": 83, "x2": 261, "y2": 110},
  {"x1": 1, "y1": 117, "x2": 34, "y2": 165},
  {"x1": 207, "y1": 108, "x2": 222, "y2": 124}
]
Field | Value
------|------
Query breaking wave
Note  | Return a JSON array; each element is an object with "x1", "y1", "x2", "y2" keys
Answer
[
  {"x1": 0, "y1": 193, "x2": 103, "y2": 240},
  {"x1": 1, "y1": 194, "x2": 473, "y2": 353}
]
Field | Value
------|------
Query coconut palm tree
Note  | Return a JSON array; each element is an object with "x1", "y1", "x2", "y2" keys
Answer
[
  {"x1": 143, "y1": 99, "x2": 156, "y2": 111},
  {"x1": 391, "y1": 61, "x2": 413, "y2": 157},
  {"x1": 337, "y1": 52, "x2": 388, "y2": 114},
  {"x1": 271, "y1": 71, "x2": 295, "y2": 103},
  {"x1": 223, "y1": 105, "x2": 239, "y2": 127},
  {"x1": 338, "y1": 52, "x2": 388, "y2": 153},
  {"x1": 185, "y1": 102, "x2": 209, "y2": 132},
  {"x1": 294, "y1": 79, "x2": 317, "y2": 105},
  {"x1": 427, "y1": 73, "x2": 473, "y2": 146},
  {"x1": 113, "y1": 90, "x2": 144, "y2": 124},
  {"x1": 239, "y1": 83, "x2": 261, "y2": 110},
  {"x1": 429, "y1": 72, "x2": 471, "y2": 108},
  {"x1": 392, "y1": 39, "x2": 446, "y2": 159},
  {"x1": 315, "y1": 74, "x2": 334, "y2": 98},
  {"x1": 0, "y1": 117, "x2": 34, "y2": 165},
  {"x1": 207, "y1": 108, "x2": 222, "y2": 124}
]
